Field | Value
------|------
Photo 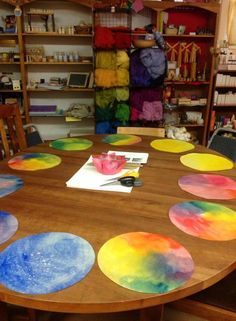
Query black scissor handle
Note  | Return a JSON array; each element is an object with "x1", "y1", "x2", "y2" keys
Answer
[{"x1": 118, "y1": 176, "x2": 135, "y2": 187}]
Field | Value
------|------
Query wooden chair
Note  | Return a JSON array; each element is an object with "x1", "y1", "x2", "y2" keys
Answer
[
  {"x1": 0, "y1": 118, "x2": 10, "y2": 159},
  {"x1": 168, "y1": 270, "x2": 236, "y2": 321},
  {"x1": 117, "y1": 126, "x2": 165, "y2": 137},
  {"x1": 0, "y1": 103, "x2": 27, "y2": 159}
]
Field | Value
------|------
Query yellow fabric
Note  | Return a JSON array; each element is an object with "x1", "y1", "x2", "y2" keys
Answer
[
  {"x1": 95, "y1": 69, "x2": 117, "y2": 87},
  {"x1": 116, "y1": 87, "x2": 129, "y2": 101},
  {"x1": 228, "y1": 0, "x2": 236, "y2": 45},
  {"x1": 116, "y1": 50, "x2": 129, "y2": 70},
  {"x1": 117, "y1": 69, "x2": 129, "y2": 86},
  {"x1": 96, "y1": 51, "x2": 117, "y2": 69}
]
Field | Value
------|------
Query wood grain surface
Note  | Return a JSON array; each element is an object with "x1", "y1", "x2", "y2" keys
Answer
[{"x1": 0, "y1": 135, "x2": 235, "y2": 313}]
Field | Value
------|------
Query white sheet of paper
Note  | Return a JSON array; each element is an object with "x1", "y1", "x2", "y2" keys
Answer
[
  {"x1": 66, "y1": 156, "x2": 140, "y2": 193},
  {"x1": 108, "y1": 151, "x2": 149, "y2": 164}
]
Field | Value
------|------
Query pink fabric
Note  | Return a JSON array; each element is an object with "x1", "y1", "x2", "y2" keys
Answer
[
  {"x1": 132, "y1": 0, "x2": 144, "y2": 13},
  {"x1": 139, "y1": 101, "x2": 163, "y2": 121}
]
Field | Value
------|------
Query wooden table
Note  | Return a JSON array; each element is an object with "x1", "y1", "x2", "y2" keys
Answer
[{"x1": 0, "y1": 135, "x2": 235, "y2": 319}]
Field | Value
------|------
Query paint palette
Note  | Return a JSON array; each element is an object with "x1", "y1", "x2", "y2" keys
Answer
[
  {"x1": 8, "y1": 153, "x2": 61, "y2": 171},
  {"x1": 0, "y1": 211, "x2": 18, "y2": 245},
  {"x1": 169, "y1": 201, "x2": 236, "y2": 241},
  {"x1": 178, "y1": 174, "x2": 236, "y2": 200},
  {"x1": 98, "y1": 232, "x2": 194, "y2": 293},
  {"x1": 102, "y1": 134, "x2": 142, "y2": 145},
  {"x1": 150, "y1": 139, "x2": 194, "y2": 153},
  {"x1": 0, "y1": 175, "x2": 23, "y2": 198},
  {"x1": 0, "y1": 232, "x2": 95, "y2": 294},
  {"x1": 50, "y1": 138, "x2": 93, "y2": 151}
]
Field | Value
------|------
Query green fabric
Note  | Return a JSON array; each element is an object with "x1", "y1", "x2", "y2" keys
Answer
[
  {"x1": 116, "y1": 87, "x2": 129, "y2": 101},
  {"x1": 95, "y1": 103, "x2": 115, "y2": 121},
  {"x1": 96, "y1": 89, "x2": 116, "y2": 108},
  {"x1": 115, "y1": 103, "x2": 130, "y2": 124}
]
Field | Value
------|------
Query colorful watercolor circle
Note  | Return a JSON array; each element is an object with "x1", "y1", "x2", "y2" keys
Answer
[
  {"x1": 97, "y1": 232, "x2": 194, "y2": 294},
  {"x1": 179, "y1": 174, "x2": 236, "y2": 200},
  {"x1": 102, "y1": 134, "x2": 141, "y2": 145},
  {"x1": 0, "y1": 174, "x2": 23, "y2": 198},
  {"x1": 0, "y1": 211, "x2": 18, "y2": 245},
  {"x1": 0, "y1": 232, "x2": 95, "y2": 294},
  {"x1": 150, "y1": 139, "x2": 194, "y2": 153},
  {"x1": 8, "y1": 153, "x2": 61, "y2": 171},
  {"x1": 169, "y1": 201, "x2": 236, "y2": 241},
  {"x1": 180, "y1": 153, "x2": 233, "y2": 171},
  {"x1": 50, "y1": 138, "x2": 93, "y2": 151}
]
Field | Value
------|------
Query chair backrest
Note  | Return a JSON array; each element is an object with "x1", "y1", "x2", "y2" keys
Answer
[
  {"x1": 207, "y1": 128, "x2": 236, "y2": 162},
  {"x1": 117, "y1": 126, "x2": 165, "y2": 137},
  {"x1": 0, "y1": 103, "x2": 27, "y2": 157},
  {"x1": 0, "y1": 118, "x2": 10, "y2": 159}
]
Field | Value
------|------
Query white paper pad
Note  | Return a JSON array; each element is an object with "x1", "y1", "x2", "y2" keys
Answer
[{"x1": 66, "y1": 156, "x2": 140, "y2": 193}]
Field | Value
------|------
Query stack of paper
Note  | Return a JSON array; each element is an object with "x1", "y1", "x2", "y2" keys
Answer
[{"x1": 66, "y1": 151, "x2": 148, "y2": 193}]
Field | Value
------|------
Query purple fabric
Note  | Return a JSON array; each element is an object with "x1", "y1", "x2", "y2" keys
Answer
[
  {"x1": 130, "y1": 50, "x2": 152, "y2": 87},
  {"x1": 140, "y1": 48, "x2": 166, "y2": 79},
  {"x1": 139, "y1": 101, "x2": 163, "y2": 121},
  {"x1": 130, "y1": 88, "x2": 163, "y2": 121}
]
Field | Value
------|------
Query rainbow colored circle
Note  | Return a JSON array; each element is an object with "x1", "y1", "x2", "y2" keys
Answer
[
  {"x1": 169, "y1": 201, "x2": 236, "y2": 241},
  {"x1": 151, "y1": 139, "x2": 194, "y2": 153},
  {"x1": 180, "y1": 153, "x2": 233, "y2": 171},
  {"x1": 50, "y1": 138, "x2": 93, "y2": 151},
  {"x1": 8, "y1": 153, "x2": 61, "y2": 171},
  {"x1": 178, "y1": 174, "x2": 236, "y2": 200},
  {"x1": 102, "y1": 134, "x2": 142, "y2": 145},
  {"x1": 98, "y1": 232, "x2": 194, "y2": 294},
  {"x1": 0, "y1": 211, "x2": 18, "y2": 245},
  {"x1": 0, "y1": 175, "x2": 23, "y2": 198}
]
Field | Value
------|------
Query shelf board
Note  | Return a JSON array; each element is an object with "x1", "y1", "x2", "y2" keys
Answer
[
  {"x1": 163, "y1": 34, "x2": 215, "y2": 38},
  {"x1": 165, "y1": 81, "x2": 210, "y2": 85},
  {"x1": 214, "y1": 104, "x2": 236, "y2": 107},
  {"x1": 27, "y1": 88, "x2": 94, "y2": 92},
  {"x1": 0, "y1": 89, "x2": 22, "y2": 92},
  {"x1": 0, "y1": 33, "x2": 18, "y2": 36},
  {"x1": 0, "y1": 62, "x2": 20, "y2": 64},
  {"x1": 215, "y1": 86, "x2": 236, "y2": 89},
  {"x1": 178, "y1": 123, "x2": 204, "y2": 127},
  {"x1": 22, "y1": 32, "x2": 92, "y2": 37},
  {"x1": 25, "y1": 61, "x2": 93, "y2": 65}
]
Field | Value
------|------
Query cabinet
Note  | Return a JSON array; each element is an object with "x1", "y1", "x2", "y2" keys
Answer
[
  {"x1": 0, "y1": 2, "x2": 24, "y2": 117},
  {"x1": 93, "y1": 4, "x2": 131, "y2": 134},
  {"x1": 143, "y1": 1, "x2": 221, "y2": 145},
  {"x1": 1, "y1": 0, "x2": 95, "y2": 140},
  {"x1": 208, "y1": 64, "x2": 236, "y2": 137}
]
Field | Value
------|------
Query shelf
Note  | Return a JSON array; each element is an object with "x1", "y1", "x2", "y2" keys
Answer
[
  {"x1": 25, "y1": 61, "x2": 93, "y2": 65},
  {"x1": 214, "y1": 104, "x2": 236, "y2": 107},
  {"x1": 27, "y1": 88, "x2": 94, "y2": 92},
  {"x1": 0, "y1": 89, "x2": 22, "y2": 92},
  {"x1": 163, "y1": 34, "x2": 215, "y2": 38},
  {"x1": 165, "y1": 81, "x2": 210, "y2": 85},
  {"x1": 215, "y1": 86, "x2": 236, "y2": 89},
  {"x1": 0, "y1": 62, "x2": 20, "y2": 64},
  {"x1": 22, "y1": 32, "x2": 92, "y2": 37},
  {"x1": 0, "y1": 33, "x2": 18, "y2": 36}
]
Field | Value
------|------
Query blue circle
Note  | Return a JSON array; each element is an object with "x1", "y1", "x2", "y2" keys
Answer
[
  {"x1": 0, "y1": 211, "x2": 18, "y2": 244},
  {"x1": 0, "y1": 175, "x2": 23, "y2": 198},
  {"x1": 0, "y1": 232, "x2": 95, "y2": 294}
]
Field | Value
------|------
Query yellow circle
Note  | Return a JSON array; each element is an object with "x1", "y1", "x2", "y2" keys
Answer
[
  {"x1": 180, "y1": 153, "x2": 233, "y2": 171},
  {"x1": 151, "y1": 139, "x2": 194, "y2": 153}
]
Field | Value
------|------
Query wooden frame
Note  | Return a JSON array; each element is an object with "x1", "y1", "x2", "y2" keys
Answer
[
  {"x1": 117, "y1": 126, "x2": 165, "y2": 137},
  {"x1": 67, "y1": 72, "x2": 90, "y2": 88}
]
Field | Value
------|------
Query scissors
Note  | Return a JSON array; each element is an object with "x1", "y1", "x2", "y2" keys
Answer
[{"x1": 100, "y1": 176, "x2": 143, "y2": 187}]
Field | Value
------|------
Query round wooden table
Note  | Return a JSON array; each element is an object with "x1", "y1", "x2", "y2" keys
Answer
[{"x1": 0, "y1": 135, "x2": 235, "y2": 317}]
